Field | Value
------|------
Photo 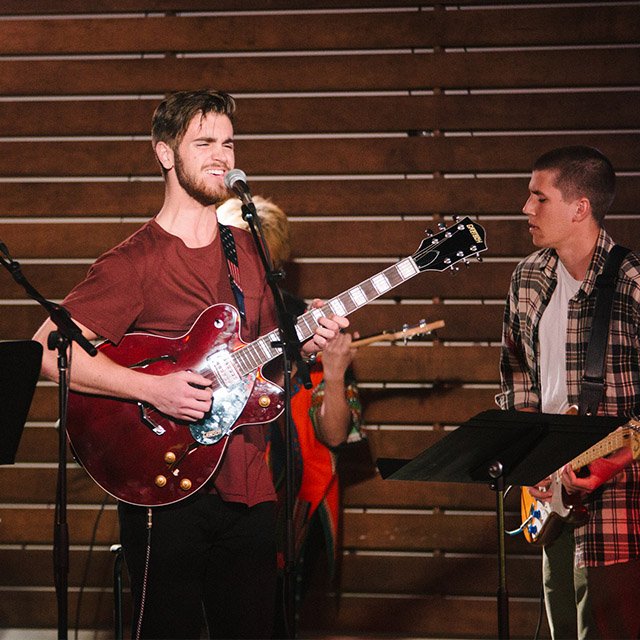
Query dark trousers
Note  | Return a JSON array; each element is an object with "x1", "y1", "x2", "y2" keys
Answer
[
  {"x1": 587, "y1": 557, "x2": 640, "y2": 639},
  {"x1": 118, "y1": 493, "x2": 277, "y2": 640}
]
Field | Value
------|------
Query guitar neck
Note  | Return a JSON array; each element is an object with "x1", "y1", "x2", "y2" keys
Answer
[
  {"x1": 230, "y1": 216, "x2": 487, "y2": 378},
  {"x1": 570, "y1": 422, "x2": 640, "y2": 470},
  {"x1": 351, "y1": 319, "x2": 446, "y2": 349},
  {"x1": 233, "y1": 257, "x2": 421, "y2": 375}
]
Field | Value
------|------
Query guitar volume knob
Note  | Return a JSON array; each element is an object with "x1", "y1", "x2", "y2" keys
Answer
[
  {"x1": 155, "y1": 475, "x2": 167, "y2": 488},
  {"x1": 164, "y1": 451, "x2": 176, "y2": 464},
  {"x1": 180, "y1": 478, "x2": 192, "y2": 491}
]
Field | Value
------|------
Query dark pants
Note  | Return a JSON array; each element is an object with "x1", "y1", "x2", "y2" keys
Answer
[
  {"x1": 587, "y1": 557, "x2": 640, "y2": 639},
  {"x1": 118, "y1": 493, "x2": 277, "y2": 640}
]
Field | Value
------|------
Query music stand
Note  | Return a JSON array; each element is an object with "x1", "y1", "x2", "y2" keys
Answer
[
  {"x1": 377, "y1": 409, "x2": 626, "y2": 640},
  {"x1": 0, "y1": 340, "x2": 42, "y2": 464}
]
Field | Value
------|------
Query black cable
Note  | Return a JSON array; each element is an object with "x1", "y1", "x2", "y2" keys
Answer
[{"x1": 74, "y1": 491, "x2": 109, "y2": 640}]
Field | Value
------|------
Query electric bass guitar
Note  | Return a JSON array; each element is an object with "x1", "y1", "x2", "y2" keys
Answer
[
  {"x1": 66, "y1": 217, "x2": 487, "y2": 506},
  {"x1": 519, "y1": 421, "x2": 640, "y2": 545}
]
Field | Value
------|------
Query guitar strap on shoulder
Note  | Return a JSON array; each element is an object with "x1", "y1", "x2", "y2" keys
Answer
[
  {"x1": 578, "y1": 243, "x2": 631, "y2": 416},
  {"x1": 218, "y1": 222, "x2": 246, "y2": 320}
]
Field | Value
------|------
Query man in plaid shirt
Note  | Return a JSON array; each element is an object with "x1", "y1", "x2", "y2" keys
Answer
[{"x1": 496, "y1": 146, "x2": 640, "y2": 639}]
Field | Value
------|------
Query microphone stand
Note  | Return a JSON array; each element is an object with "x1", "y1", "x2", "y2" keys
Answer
[
  {"x1": 240, "y1": 202, "x2": 311, "y2": 639},
  {"x1": 0, "y1": 243, "x2": 96, "y2": 640}
]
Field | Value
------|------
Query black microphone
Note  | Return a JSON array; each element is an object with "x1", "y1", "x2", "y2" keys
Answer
[{"x1": 224, "y1": 169, "x2": 254, "y2": 207}]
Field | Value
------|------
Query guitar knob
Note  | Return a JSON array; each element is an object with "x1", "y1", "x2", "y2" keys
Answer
[
  {"x1": 164, "y1": 451, "x2": 176, "y2": 464},
  {"x1": 155, "y1": 475, "x2": 167, "y2": 488},
  {"x1": 180, "y1": 478, "x2": 192, "y2": 491},
  {"x1": 528, "y1": 524, "x2": 538, "y2": 535},
  {"x1": 258, "y1": 395, "x2": 271, "y2": 408}
]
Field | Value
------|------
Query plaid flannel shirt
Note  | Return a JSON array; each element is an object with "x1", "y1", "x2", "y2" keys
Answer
[{"x1": 496, "y1": 227, "x2": 640, "y2": 567}]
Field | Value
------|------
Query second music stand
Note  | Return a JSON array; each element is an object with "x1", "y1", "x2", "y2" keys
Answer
[
  {"x1": 0, "y1": 340, "x2": 42, "y2": 465},
  {"x1": 377, "y1": 409, "x2": 626, "y2": 639}
]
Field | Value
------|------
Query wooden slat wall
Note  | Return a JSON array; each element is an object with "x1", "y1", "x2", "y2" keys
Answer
[{"x1": 0, "y1": 1, "x2": 638, "y2": 637}]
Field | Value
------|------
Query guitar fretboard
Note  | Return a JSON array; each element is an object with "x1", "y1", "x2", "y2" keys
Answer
[
  {"x1": 231, "y1": 256, "x2": 420, "y2": 376},
  {"x1": 571, "y1": 422, "x2": 640, "y2": 470}
]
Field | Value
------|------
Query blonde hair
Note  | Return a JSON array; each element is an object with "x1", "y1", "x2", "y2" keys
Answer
[{"x1": 217, "y1": 196, "x2": 291, "y2": 269}]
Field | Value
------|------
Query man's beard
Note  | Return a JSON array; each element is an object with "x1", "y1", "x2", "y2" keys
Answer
[{"x1": 174, "y1": 153, "x2": 229, "y2": 207}]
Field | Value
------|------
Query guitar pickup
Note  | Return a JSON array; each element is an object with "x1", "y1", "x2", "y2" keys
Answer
[{"x1": 206, "y1": 350, "x2": 242, "y2": 387}]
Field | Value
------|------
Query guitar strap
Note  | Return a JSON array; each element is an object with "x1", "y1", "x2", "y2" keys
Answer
[
  {"x1": 218, "y1": 222, "x2": 246, "y2": 320},
  {"x1": 578, "y1": 243, "x2": 631, "y2": 416}
]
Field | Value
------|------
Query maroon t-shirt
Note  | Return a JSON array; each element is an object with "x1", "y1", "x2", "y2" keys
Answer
[{"x1": 64, "y1": 219, "x2": 278, "y2": 506}]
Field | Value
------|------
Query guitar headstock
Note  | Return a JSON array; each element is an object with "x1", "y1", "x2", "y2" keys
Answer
[
  {"x1": 388, "y1": 319, "x2": 445, "y2": 343},
  {"x1": 412, "y1": 217, "x2": 487, "y2": 272},
  {"x1": 625, "y1": 420, "x2": 640, "y2": 460}
]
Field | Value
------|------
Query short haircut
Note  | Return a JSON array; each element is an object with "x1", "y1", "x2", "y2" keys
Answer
[
  {"x1": 151, "y1": 90, "x2": 236, "y2": 150},
  {"x1": 533, "y1": 145, "x2": 616, "y2": 225},
  {"x1": 216, "y1": 196, "x2": 291, "y2": 269}
]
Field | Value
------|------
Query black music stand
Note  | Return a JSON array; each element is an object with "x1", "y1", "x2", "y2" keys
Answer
[
  {"x1": 377, "y1": 409, "x2": 626, "y2": 640},
  {"x1": 0, "y1": 340, "x2": 42, "y2": 464}
]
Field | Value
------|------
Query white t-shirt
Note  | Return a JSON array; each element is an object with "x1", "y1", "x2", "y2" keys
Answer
[{"x1": 539, "y1": 259, "x2": 583, "y2": 414}]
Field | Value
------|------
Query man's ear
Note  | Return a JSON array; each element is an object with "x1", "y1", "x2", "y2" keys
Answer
[
  {"x1": 573, "y1": 197, "x2": 592, "y2": 222},
  {"x1": 155, "y1": 141, "x2": 174, "y2": 171}
]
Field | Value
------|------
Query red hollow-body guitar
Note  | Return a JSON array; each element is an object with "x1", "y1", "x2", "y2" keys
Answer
[{"x1": 66, "y1": 217, "x2": 487, "y2": 506}]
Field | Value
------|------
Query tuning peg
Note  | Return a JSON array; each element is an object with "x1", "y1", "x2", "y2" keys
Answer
[
  {"x1": 425, "y1": 228, "x2": 434, "y2": 237},
  {"x1": 437, "y1": 222, "x2": 447, "y2": 231},
  {"x1": 452, "y1": 215, "x2": 460, "y2": 222},
  {"x1": 476, "y1": 253, "x2": 483, "y2": 262}
]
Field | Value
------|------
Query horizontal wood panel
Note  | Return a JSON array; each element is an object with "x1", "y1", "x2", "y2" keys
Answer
[
  {"x1": 0, "y1": 0, "x2": 605, "y2": 12},
  {"x1": 0, "y1": 589, "x2": 126, "y2": 629},
  {"x1": 0, "y1": 589, "x2": 548, "y2": 637},
  {"x1": 0, "y1": 547, "x2": 542, "y2": 599},
  {"x1": 352, "y1": 345, "x2": 502, "y2": 383},
  {"x1": 3, "y1": 133, "x2": 640, "y2": 177},
  {"x1": 0, "y1": 466, "x2": 113, "y2": 504},
  {"x1": 0, "y1": 464, "x2": 525, "y2": 510},
  {"x1": 0, "y1": 0, "x2": 424, "y2": 12},
  {"x1": 4, "y1": 93, "x2": 640, "y2": 137},
  {"x1": 0, "y1": 302, "x2": 504, "y2": 343},
  {"x1": 0, "y1": 52, "x2": 638, "y2": 96},
  {"x1": 17, "y1": 427, "x2": 76, "y2": 463},
  {"x1": 360, "y1": 387, "x2": 499, "y2": 425},
  {"x1": 0, "y1": 7, "x2": 637, "y2": 53},
  {"x1": 342, "y1": 474, "x2": 520, "y2": 511},
  {"x1": 343, "y1": 511, "x2": 533, "y2": 555},
  {"x1": 0, "y1": 504, "x2": 525, "y2": 553},
  {"x1": 0, "y1": 547, "x2": 126, "y2": 588},
  {"x1": 298, "y1": 592, "x2": 548, "y2": 638},
  {"x1": 0, "y1": 507, "x2": 120, "y2": 545},
  {"x1": 339, "y1": 553, "x2": 542, "y2": 598},
  {"x1": 1, "y1": 178, "x2": 639, "y2": 218}
]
